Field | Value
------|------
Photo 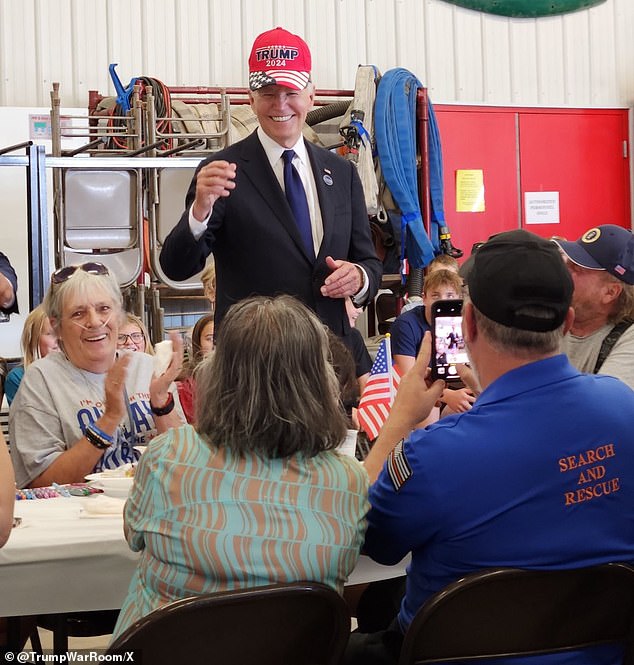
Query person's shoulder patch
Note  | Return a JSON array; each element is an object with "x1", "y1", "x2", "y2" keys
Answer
[{"x1": 387, "y1": 439, "x2": 413, "y2": 491}]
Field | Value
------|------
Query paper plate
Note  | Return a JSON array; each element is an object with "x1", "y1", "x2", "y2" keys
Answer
[{"x1": 85, "y1": 472, "x2": 134, "y2": 498}]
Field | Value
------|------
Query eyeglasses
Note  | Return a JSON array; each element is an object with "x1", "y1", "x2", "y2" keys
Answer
[
  {"x1": 51, "y1": 262, "x2": 109, "y2": 285},
  {"x1": 118, "y1": 332, "x2": 145, "y2": 344}
]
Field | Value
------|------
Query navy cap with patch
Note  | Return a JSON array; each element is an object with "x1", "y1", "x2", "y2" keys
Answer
[{"x1": 554, "y1": 225, "x2": 634, "y2": 285}]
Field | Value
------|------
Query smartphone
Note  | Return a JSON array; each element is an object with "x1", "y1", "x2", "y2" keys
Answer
[{"x1": 431, "y1": 299, "x2": 469, "y2": 382}]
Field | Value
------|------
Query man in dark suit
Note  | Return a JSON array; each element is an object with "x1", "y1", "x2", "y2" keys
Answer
[{"x1": 159, "y1": 27, "x2": 381, "y2": 337}]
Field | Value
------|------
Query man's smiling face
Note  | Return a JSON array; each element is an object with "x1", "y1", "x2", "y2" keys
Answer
[{"x1": 249, "y1": 83, "x2": 314, "y2": 148}]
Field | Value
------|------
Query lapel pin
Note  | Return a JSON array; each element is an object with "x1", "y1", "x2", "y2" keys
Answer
[{"x1": 323, "y1": 174, "x2": 333, "y2": 186}]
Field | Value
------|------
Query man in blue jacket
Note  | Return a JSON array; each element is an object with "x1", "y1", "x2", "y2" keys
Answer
[{"x1": 347, "y1": 229, "x2": 634, "y2": 665}]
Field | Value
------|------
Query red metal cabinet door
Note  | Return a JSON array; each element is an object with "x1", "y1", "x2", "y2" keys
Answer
[
  {"x1": 435, "y1": 106, "x2": 519, "y2": 261},
  {"x1": 518, "y1": 109, "x2": 630, "y2": 239}
]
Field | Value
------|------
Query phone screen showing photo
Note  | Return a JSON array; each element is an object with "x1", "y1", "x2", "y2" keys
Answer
[{"x1": 433, "y1": 314, "x2": 469, "y2": 380}]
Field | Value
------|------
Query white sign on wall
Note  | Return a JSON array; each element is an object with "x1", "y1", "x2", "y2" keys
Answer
[{"x1": 525, "y1": 191, "x2": 560, "y2": 225}]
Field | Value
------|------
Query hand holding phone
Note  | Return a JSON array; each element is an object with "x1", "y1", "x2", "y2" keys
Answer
[{"x1": 431, "y1": 299, "x2": 469, "y2": 382}]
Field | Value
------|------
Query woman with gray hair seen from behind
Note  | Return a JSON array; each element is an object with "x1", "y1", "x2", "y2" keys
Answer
[
  {"x1": 111, "y1": 294, "x2": 369, "y2": 640},
  {"x1": 9, "y1": 262, "x2": 185, "y2": 489}
]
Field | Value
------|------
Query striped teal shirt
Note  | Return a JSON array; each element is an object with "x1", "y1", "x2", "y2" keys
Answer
[{"x1": 112, "y1": 425, "x2": 369, "y2": 639}]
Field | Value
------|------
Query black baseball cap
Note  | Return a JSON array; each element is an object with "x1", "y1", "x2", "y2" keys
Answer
[
  {"x1": 468, "y1": 229, "x2": 573, "y2": 332},
  {"x1": 554, "y1": 225, "x2": 634, "y2": 285}
]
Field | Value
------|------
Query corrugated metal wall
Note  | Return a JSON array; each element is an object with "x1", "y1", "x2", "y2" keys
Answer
[{"x1": 1, "y1": 0, "x2": 632, "y2": 109}]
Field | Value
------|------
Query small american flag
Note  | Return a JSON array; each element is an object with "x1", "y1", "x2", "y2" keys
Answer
[{"x1": 357, "y1": 335, "x2": 401, "y2": 441}]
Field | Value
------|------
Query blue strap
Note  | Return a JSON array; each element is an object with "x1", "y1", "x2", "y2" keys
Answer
[
  {"x1": 350, "y1": 119, "x2": 374, "y2": 154},
  {"x1": 375, "y1": 68, "x2": 447, "y2": 270}
]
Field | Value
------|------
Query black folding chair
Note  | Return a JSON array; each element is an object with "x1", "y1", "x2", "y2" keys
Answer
[
  {"x1": 375, "y1": 293, "x2": 399, "y2": 335},
  {"x1": 398, "y1": 563, "x2": 634, "y2": 664},
  {"x1": 37, "y1": 610, "x2": 120, "y2": 655},
  {"x1": 108, "y1": 581, "x2": 351, "y2": 665}
]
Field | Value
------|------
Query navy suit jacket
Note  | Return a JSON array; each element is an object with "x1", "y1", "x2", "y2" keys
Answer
[{"x1": 160, "y1": 131, "x2": 382, "y2": 336}]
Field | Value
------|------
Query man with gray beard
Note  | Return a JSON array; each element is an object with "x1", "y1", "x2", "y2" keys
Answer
[{"x1": 554, "y1": 224, "x2": 634, "y2": 389}]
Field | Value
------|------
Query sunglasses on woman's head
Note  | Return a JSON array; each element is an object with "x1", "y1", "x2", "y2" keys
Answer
[{"x1": 51, "y1": 262, "x2": 110, "y2": 285}]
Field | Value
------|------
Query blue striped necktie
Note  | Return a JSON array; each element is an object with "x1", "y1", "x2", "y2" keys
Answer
[{"x1": 282, "y1": 149, "x2": 314, "y2": 258}]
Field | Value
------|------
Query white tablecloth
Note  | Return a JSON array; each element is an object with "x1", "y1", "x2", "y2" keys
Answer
[
  {"x1": 1, "y1": 496, "x2": 408, "y2": 617},
  {"x1": 1, "y1": 497, "x2": 139, "y2": 616}
]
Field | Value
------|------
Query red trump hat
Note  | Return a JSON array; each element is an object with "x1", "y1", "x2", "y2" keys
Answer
[{"x1": 248, "y1": 27, "x2": 312, "y2": 91}]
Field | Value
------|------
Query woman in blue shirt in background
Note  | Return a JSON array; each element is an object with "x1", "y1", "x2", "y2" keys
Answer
[{"x1": 5, "y1": 304, "x2": 59, "y2": 405}]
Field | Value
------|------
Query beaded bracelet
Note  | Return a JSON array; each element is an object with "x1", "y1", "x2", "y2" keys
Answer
[
  {"x1": 91, "y1": 422, "x2": 115, "y2": 443},
  {"x1": 16, "y1": 487, "x2": 59, "y2": 500},
  {"x1": 85, "y1": 423, "x2": 114, "y2": 450},
  {"x1": 15, "y1": 484, "x2": 103, "y2": 500}
]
